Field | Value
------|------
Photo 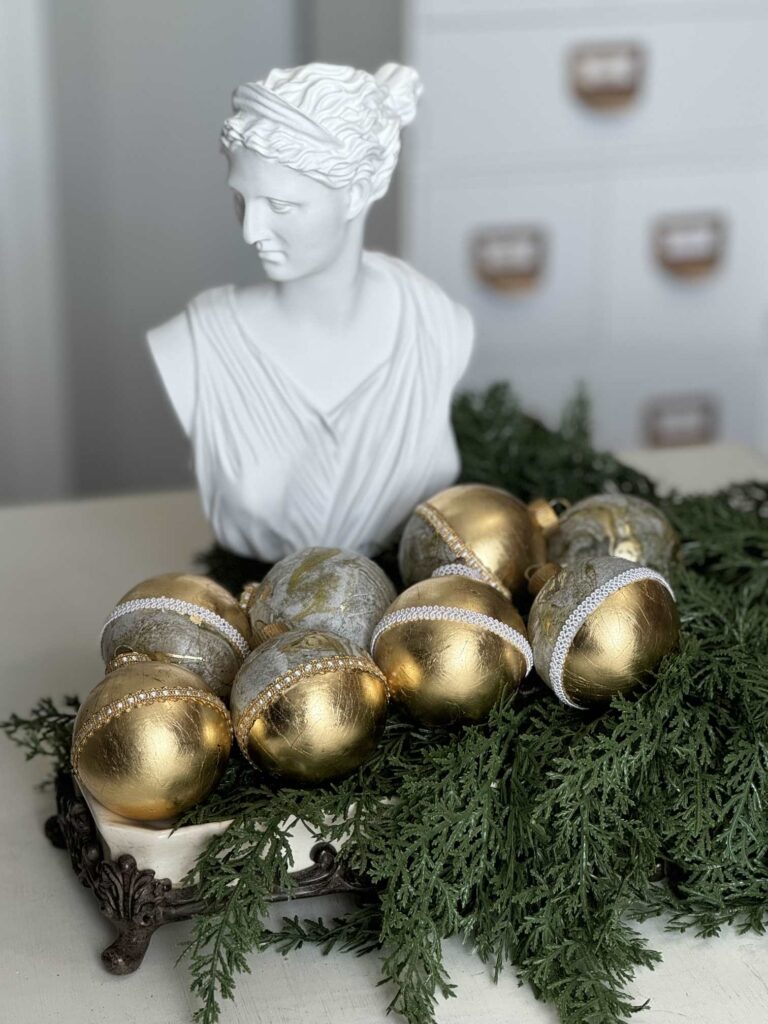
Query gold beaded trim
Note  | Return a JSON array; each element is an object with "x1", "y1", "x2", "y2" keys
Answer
[
  {"x1": 71, "y1": 686, "x2": 232, "y2": 777},
  {"x1": 235, "y1": 655, "x2": 388, "y2": 758},
  {"x1": 105, "y1": 651, "x2": 153, "y2": 673},
  {"x1": 415, "y1": 503, "x2": 511, "y2": 599}
]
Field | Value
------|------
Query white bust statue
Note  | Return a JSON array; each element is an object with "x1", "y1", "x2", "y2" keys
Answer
[{"x1": 148, "y1": 62, "x2": 474, "y2": 562}]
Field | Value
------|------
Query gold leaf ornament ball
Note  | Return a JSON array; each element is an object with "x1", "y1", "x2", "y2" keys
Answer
[
  {"x1": 371, "y1": 565, "x2": 532, "y2": 727},
  {"x1": 72, "y1": 660, "x2": 232, "y2": 821},
  {"x1": 548, "y1": 493, "x2": 679, "y2": 574},
  {"x1": 230, "y1": 628, "x2": 389, "y2": 784},
  {"x1": 241, "y1": 546, "x2": 396, "y2": 649},
  {"x1": 528, "y1": 555, "x2": 680, "y2": 709},
  {"x1": 398, "y1": 483, "x2": 553, "y2": 599},
  {"x1": 100, "y1": 573, "x2": 252, "y2": 701}
]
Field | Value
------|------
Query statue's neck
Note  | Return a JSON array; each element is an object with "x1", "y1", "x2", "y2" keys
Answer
[{"x1": 274, "y1": 217, "x2": 366, "y2": 327}]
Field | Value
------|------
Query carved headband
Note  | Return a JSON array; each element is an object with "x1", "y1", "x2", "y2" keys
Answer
[{"x1": 232, "y1": 83, "x2": 341, "y2": 147}]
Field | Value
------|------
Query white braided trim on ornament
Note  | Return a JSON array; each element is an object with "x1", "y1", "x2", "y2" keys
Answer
[
  {"x1": 71, "y1": 685, "x2": 232, "y2": 776},
  {"x1": 101, "y1": 598, "x2": 251, "y2": 660},
  {"x1": 431, "y1": 564, "x2": 489, "y2": 583},
  {"x1": 549, "y1": 567, "x2": 676, "y2": 710},
  {"x1": 414, "y1": 503, "x2": 511, "y2": 598},
  {"x1": 234, "y1": 654, "x2": 389, "y2": 758},
  {"x1": 370, "y1": 605, "x2": 533, "y2": 676}
]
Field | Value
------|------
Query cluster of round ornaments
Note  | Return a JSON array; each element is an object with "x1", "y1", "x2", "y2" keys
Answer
[
  {"x1": 389, "y1": 484, "x2": 680, "y2": 714},
  {"x1": 73, "y1": 552, "x2": 395, "y2": 821},
  {"x1": 72, "y1": 485, "x2": 680, "y2": 823}
]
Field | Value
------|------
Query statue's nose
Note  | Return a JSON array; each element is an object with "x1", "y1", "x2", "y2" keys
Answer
[{"x1": 242, "y1": 200, "x2": 270, "y2": 246}]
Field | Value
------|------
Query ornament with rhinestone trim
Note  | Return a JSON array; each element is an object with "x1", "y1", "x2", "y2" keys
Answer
[
  {"x1": 371, "y1": 564, "x2": 532, "y2": 727},
  {"x1": 398, "y1": 483, "x2": 553, "y2": 599},
  {"x1": 230, "y1": 628, "x2": 388, "y2": 784},
  {"x1": 72, "y1": 658, "x2": 232, "y2": 821},
  {"x1": 101, "y1": 573, "x2": 251, "y2": 701},
  {"x1": 527, "y1": 556, "x2": 679, "y2": 709},
  {"x1": 241, "y1": 547, "x2": 396, "y2": 649},
  {"x1": 548, "y1": 494, "x2": 679, "y2": 574}
]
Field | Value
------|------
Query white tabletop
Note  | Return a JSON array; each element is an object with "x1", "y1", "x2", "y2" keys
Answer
[{"x1": 2, "y1": 451, "x2": 768, "y2": 1024}]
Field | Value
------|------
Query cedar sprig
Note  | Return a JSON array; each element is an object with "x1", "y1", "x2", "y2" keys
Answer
[{"x1": 0, "y1": 695, "x2": 79, "y2": 785}]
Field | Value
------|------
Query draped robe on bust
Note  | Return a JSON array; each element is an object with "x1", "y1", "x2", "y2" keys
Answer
[{"x1": 148, "y1": 252, "x2": 473, "y2": 562}]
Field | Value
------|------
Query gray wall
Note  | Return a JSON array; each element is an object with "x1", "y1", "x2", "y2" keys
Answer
[
  {"x1": 48, "y1": 0, "x2": 298, "y2": 495},
  {"x1": 307, "y1": 0, "x2": 403, "y2": 255}
]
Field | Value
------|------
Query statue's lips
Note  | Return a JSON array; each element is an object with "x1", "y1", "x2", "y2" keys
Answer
[{"x1": 257, "y1": 251, "x2": 285, "y2": 261}]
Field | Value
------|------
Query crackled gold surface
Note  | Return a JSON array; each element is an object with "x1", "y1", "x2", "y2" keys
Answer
[
  {"x1": 373, "y1": 574, "x2": 529, "y2": 726},
  {"x1": 562, "y1": 578, "x2": 679, "y2": 705},
  {"x1": 529, "y1": 556, "x2": 679, "y2": 706},
  {"x1": 231, "y1": 629, "x2": 388, "y2": 784},
  {"x1": 72, "y1": 661, "x2": 231, "y2": 821},
  {"x1": 398, "y1": 483, "x2": 546, "y2": 598}
]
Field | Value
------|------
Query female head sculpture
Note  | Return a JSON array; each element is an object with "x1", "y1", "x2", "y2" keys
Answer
[
  {"x1": 147, "y1": 62, "x2": 473, "y2": 565},
  {"x1": 221, "y1": 62, "x2": 422, "y2": 200},
  {"x1": 218, "y1": 63, "x2": 422, "y2": 283}
]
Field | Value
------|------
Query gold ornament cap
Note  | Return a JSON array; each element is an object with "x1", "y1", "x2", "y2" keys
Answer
[
  {"x1": 527, "y1": 498, "x2": 560, "y2": 537},
  {"x1": 526, "y1": 562, "x2": 562, "y2": 597}
]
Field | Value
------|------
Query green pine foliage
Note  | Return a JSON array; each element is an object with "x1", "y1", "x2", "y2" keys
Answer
[
  {"x1": 4, "y1": 385, "x2": 767, "y2": 1024},
  {"x1": 1, "y1": 696, "x2": 80, "y2": 785}
]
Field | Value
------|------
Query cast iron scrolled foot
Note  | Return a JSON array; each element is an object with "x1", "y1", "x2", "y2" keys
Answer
[
  {"x1": 45, "y1": 813, "x2": 67, "y2": 849},
  {"x1": 101, "y1": 924, "x2": 158, "y2": 975},
  {"x1": 50, "y1": 770, "x2": 376, "y2": 975}
]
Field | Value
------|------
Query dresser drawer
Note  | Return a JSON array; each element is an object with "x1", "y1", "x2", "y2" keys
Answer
[
  {"x1": 411, "y1": 15, "x2": 768, "y2": 169},
  {"x1": 408, "y1": 176, "x2": 600, "y2": 354},
  {"x1": 604, "y1": 166, "x2": 768, "y2": 352},
  {"x1": 592, "y1": 345, "x2": 760, "y2": 449},
  {"x1": 462, "y1": 340, "x2": 760, "y2": 451}
]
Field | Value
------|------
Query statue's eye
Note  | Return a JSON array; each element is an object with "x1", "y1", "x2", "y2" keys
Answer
[{"x1": 268, "y1": 199, "x2": 294, "y2": 214}]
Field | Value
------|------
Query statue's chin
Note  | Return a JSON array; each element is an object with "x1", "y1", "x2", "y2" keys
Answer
[{"x1": 259, "y1": 259, "x2": 292, "y2": 282}]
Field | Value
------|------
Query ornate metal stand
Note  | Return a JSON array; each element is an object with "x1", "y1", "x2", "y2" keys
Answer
[{"x1": 46, "y1": 770, "x2": 372, "y2": 975}]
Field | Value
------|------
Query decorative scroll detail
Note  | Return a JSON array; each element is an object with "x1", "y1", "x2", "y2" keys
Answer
[{"x1": 45, "y1": 770, "x2": 372, "y2": 975}]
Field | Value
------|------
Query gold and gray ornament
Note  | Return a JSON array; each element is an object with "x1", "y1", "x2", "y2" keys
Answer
[
  {"x1": 398, "y1": 483, "x2": 554, "y2": 599},
  {"x1": 371, "y1": 564, "x2": 532, "y2": 727},
  {"x1": 100, "y1": 573, "x2": 251, "y2": 701},
  {"x1": 547, "y1": 493, "x2": 679, "y2": 574},
  {"x1": 72, "y1": 657, "x2": 232, "y2": 821},
  {"x1": 527, "y1": 555, "x2": 679, "y2": 709},
  {"x1": 241, "y1": 547, "x2": 396, "y2": 649},
  {"x1": 230, "y1": 628, "x2": 388, "y2": 784}
]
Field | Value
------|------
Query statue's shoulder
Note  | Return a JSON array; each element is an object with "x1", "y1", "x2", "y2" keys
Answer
[
  {"x1": 369, "y1": 252, "x2": 472, "y2": 325},
  {"x1": 186, "y1": 283, "x2": 237, "y2": 320},
  {"x1": 146, "y1": 285, "x2": 235, "y2": 437},
  {"x1": 367, "y1": 252, "x2": 474, "y2": 375}
]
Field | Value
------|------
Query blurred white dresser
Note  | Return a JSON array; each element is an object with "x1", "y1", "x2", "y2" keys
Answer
[{"x1": 402, "y1": 0, "x2": 768, "y2": 451}]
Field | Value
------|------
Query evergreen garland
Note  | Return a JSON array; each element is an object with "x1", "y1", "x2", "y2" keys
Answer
[{"x1": 3, "y1": 385, "x2": 767, "y2": 1024}]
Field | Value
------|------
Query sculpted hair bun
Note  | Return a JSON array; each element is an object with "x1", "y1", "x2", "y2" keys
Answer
[{"x1": 375, "y1": 63, "x2": 423, "y2": 127}]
